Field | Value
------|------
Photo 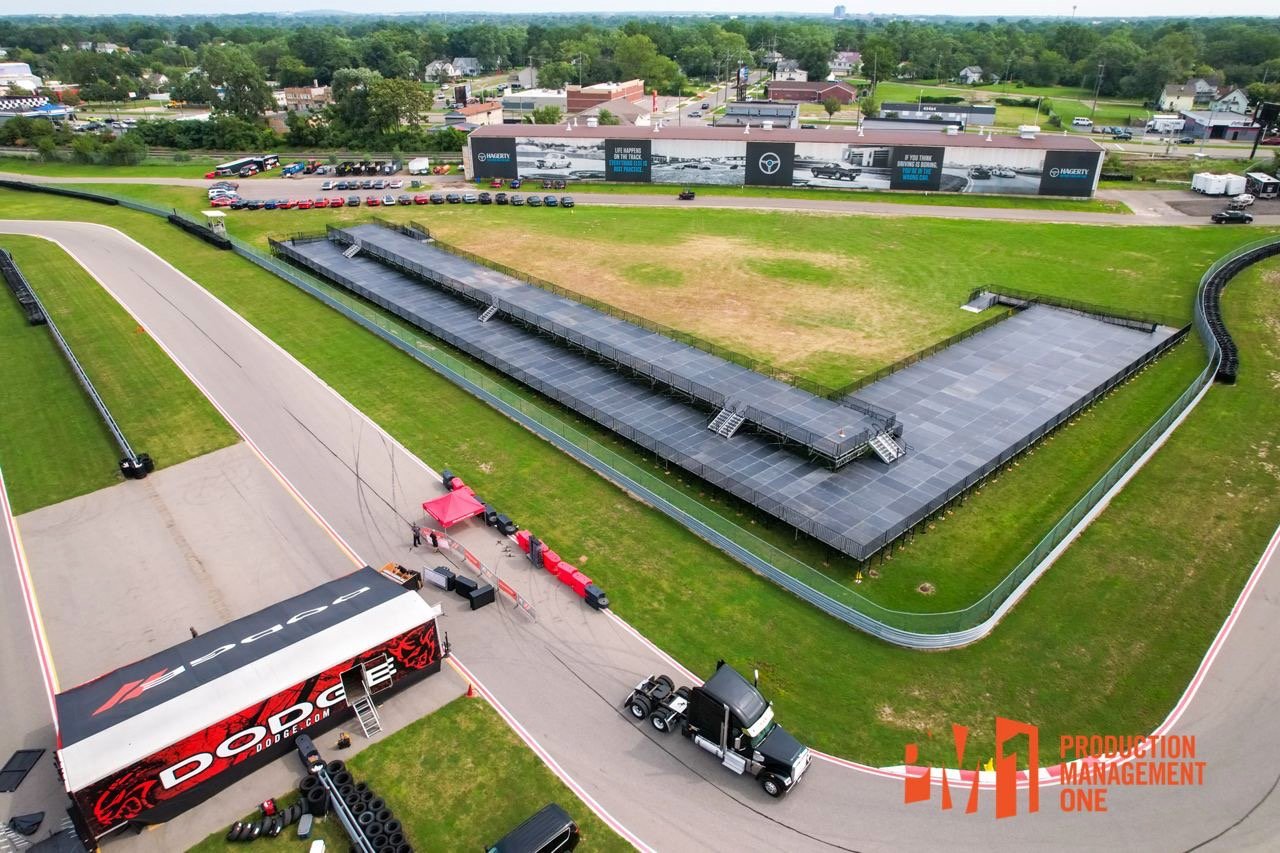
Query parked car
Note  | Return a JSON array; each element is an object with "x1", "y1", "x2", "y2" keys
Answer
[
  {"x1": 490, "y1": 178, "x2": 504, "y2": 188},
  {"x1": 487, "y1": 803, "x2": 579, "y2": 853},
  {"x1": 495, "y1": 192, "x2": 509, "y2": 205},
  {"x1": 678, "y1": 189, "x2": 696, "y2": 200},
  {"x1": 413, "y1": 194, "x2": 431, "y2": 204},
  {"x1": 478, "y1": 192, "x2": 492, "y2": 204},
  {"x1": 1260, "y1": 136, "x2": 1280, "y2": 146},
  {"x1": 510, "y1": 178, "x2": 523, "y2": 189},
  {"x1": 527, "y1": 194, "x2": 543, "y2": 207},
  {"x1": 1112, "y1": 130, "x2": 1133, "y2": 141},
  {"x1": 373, "y1": 179, "x2": 387, "y2": 190},
  {"x1": 560, "y1": 196, "x2": 575, "y2": 208},
  {"x1": 389, "y1": 179, "x2": 404, "y2": 189},
  {"x1": 1175, "y1": 136, "x2": 1195, "y2": 144},
  {"x1": 1211, "y1": 209, "x2": 1253, "y2": 224},
  {"x1": 229, "y1": 199, "x2": 248, "y2": 210},
  {"x1": 279, "y1": 199, "x2": 298, "y2": 209},
  {"x1": 347, "y1": 196, "x2": 362, "y2": 207},
  {"x1": 463, "y1": 193, "x2": 478, "y2": 204},
  {"x1": 312, "y1": 197, "x2": 329, "y2": 208},
  {"x1": 543, "y1": 195, "x2": 558, "y2": 207},
  {"x1": 509, "y1": 193, "x2": 525, "y2": 206},
  {"x1": 245, "y1": 199, "x2": 265, "y2": 210},
  {"x1": 701, "y1": 102, "x2": 710, "y2": 109},
  {"x1": 329, "y1": 196, "x2": 346, "y2": 208},
  {"x1": 446, "y1": 193, "x2": 463, "y2": 203},
  {"x1": 209, "y1": 196, "x2": 234, "y2": 208},
  {"x1": 430, "y1": 193, "x2": 446, "y2": 204},
  {"x1": 321, "y1": 180, "x2": 334, "y2": 191},
  {"x1": 366, "y1": 196, "x2": 381, "y2": 207},
  {"x1": 397, "y1": 194, "x2": 413, "y2": 205},
  {"x1": 382, "y1": 194, "x2": 396, "y2": 206},
  {"x1": 361, "y1": 179, "x2": 374, "y2": 189},
  {"x1": 1228, "y1": 193, "x2": 1255, "y2": 208},
  {"x1": 296, "y1": 199, "x2": 313, "y2": 210},
  {"x1": 263, "y1": 199, "x2": 278, "y2": 210},
  {"x1": 210, "y1": 181, "x2": 239, "y2": 190},
  {"x1": 334, "y1": 180, "x2": 349, "y2": 191}
]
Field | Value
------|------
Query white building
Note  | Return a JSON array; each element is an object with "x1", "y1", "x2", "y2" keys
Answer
[
  {"x1": 1210, "y1": 87, "x2": 1250, "y2": 115},
  {"x1": 958, "y1": 66, "x2": 984, "y2": 85},
  {"x1": 452, "y1": 57, "x2": 482, "y2": 77},
  {"x1": 0, "y1": 62, "x2": 42, "y2": 94},
  {"x1": 830, "y1": 51, "x2": 861, "y2": 77},
  {"x1": 424, "y1": 60, "x2": 458, "y2": 81},
  {"x1": 773, "y1": 60, "x2": 808, "y2": 83}
]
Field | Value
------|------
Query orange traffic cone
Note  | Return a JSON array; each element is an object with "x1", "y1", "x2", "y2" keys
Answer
[{"x1": 465, "y1": 681, "x2": 476, "y2": 699}]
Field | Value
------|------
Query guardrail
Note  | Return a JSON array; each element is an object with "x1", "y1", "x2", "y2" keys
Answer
[
  {"x1": 2, "y1": 246, "x2": 152, "y2": 479},
  {"x1": 0, "y1": 248, "x2": 47, "y2": 325},
  {"x1": 9, "y1": 179, "x2": 1276, "y2": 646}
]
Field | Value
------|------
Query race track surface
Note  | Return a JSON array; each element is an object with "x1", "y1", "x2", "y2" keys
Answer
[{"x1": 1, "y1": 219, "x2": 1277, "y2": 851}]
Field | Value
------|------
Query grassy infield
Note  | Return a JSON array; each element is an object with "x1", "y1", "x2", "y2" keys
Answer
[{"x1": 0, "y1": 188, "x2": 1277, "y2": 774}]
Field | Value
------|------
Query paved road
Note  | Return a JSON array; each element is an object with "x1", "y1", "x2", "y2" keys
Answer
[
  {"x1": 15, "y1": 170, "x2": 1280, "y2": 228},
  {"x1": 1, "y1": 220, "x2": 1278, "y2": 851}
]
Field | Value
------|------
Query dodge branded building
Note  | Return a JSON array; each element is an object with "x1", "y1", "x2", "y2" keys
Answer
[
  {"x1": 463, "y1": 124, "x2": 1105, "y2": 197},
  {"x1": 54, "y1": 567, "x2": 444, "y2": 841}
]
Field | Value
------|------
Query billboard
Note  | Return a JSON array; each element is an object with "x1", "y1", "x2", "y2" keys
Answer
[
  {"x1": 471, "y1": 136, "x2": 518, "y2": 179},
  {"x1": 1039, "y1": 150, "x2": 1099, "y2": 197},
  {"x1": 516, "y1": 137, "x2": 606, "y2": 180},
  {"x1": 745, "y1": 141, "x2": 795, "y2": 186},
  {"x1": 605, "y1": 139, "x2": 652, "y2": 182},
  {"x1": 651, "y1": 138, "x2": 746, "y2": 185},
  {"x1": 889, "y1": 146, "x2": 944, "y2": 191},
  {"x1": 72, "y1": 619, "x2": 441, "y2": 837}
]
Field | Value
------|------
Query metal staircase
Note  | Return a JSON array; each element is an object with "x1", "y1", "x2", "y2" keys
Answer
[
  {"x1": 350, "y1": 689, "x2": 382, "y2": 738},
  {"x1": 868, "y1": 432, "x2": 906, "y2": 464},
  {"x1": 708, "y1": 406, "x2": 747, "y2": 439},
  {"x1": 478, "y1": 304, "x2": 499, "y2": 323},
  {"x1": 342, "y1": 243, "x2": 361, "y2": 259}
]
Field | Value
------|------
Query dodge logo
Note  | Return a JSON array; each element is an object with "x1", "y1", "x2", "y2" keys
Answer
[{"x1": 758, "y1": 152, "x2": 782, "y2": 175}]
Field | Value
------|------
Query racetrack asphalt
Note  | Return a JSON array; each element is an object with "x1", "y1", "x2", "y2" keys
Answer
[
  {"x1": 7, "y1": 171, "x2": 1280, "y2": 228},
  {"x1": 0, "y1": 219, "x2": 1277, "y2": 851}
]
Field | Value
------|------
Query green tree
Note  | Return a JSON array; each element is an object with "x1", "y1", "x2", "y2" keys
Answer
[
  {"x1": 366, "y1": 77, "x2": 431, "y2": 134},
  {"x1": 536, "y1": 61, "x2": 574, "y2": 90},
  {"x1": 171, "y1": 71, "x2": 217, "y2": 105},
  {"x1": 821, "y1": 96, "x2": 841, "y2": 122},
  {"x1": 857, "y1": 94, "x2": 879, "y2": 121},
  {"x1": 531, "y1": 104, "x2": 563, "y2": 124},
  {"x1": 70, "y1": 133, "x2": 102, "y2": 164},
  {"x1": 103, "y1": 131, "x2": 146, "y2": 165},
  {"x1": 202, "y1": 44, "x2": 274, "y2": 121},
  {"x1": 35, "y1": 135, "x2": 59, "y2": 162},
  {"x1": 596, "y1": 108, "x2": 621, "y2": 125}
]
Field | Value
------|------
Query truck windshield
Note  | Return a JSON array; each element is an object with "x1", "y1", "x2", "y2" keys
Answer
[{"x1": 744, "y1": 705, "x2": 775, "y2": 748}]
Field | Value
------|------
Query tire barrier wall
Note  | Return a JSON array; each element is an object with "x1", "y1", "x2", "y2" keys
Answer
[
  {"x1": 166, "y1": 213, "x2": 232, "y2": 250},
  {"x1": 11, "y1": 180, "x2": 1277, "y2": 646},
  {"x1": 1199, "y1": 238, "x2": 1280, "y2": 384},
  {"x1": 0, "y1": 248, "x2": 46, "y2": 325},
  {"x1": 0, "y1": 179, "x2": 119, "y2": 205}
]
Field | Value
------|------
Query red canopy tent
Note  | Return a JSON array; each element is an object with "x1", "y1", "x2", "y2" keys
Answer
[{"x1": 422, "y1": 488, "x2": 485, "y2": 528}]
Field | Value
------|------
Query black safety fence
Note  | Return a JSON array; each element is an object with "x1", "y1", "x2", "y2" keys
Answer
[
  {"x1": 167, "y1": 212, "x2": 232, "y2": 250},
  {"x1": 0, "y1": 179, "x2": 119, "y2": 205},
  {"x1": 972, "y1": 285, "x2": 1185, "y2": 333},
  {"x1": 0, "y1": 248, "x2": 47, "y2": 325}
]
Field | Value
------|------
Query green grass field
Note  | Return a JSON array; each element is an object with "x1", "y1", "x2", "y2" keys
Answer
[
  {"x1": 0, "y1": 234, "x2": 236, "y2": 513},
  {"x1": 188, "y1": 697, "x2": 628, "y2": 853},
  {"x1": 0, "y1": 156, "x2": 216, "y2": 179},
  {"x1": 1, "y1": 188, "x2": 1277, "y2": 769},
  {"x1": 869, "y1": 80, "x2": 1149, "y2": 129}
]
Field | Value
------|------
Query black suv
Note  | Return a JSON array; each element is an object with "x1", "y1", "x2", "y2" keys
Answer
[{"x1": 1211, "y1": 209, "x2": 1253, "y2": 224}]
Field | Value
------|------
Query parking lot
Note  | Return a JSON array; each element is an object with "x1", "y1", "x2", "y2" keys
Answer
[{"x1": 1166, "y1": 194, "x2": 1280, "y2": 217}]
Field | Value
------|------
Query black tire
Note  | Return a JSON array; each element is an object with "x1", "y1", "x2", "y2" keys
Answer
[
  {"x1": 326, "y1": 760, "x2": 346, "y2": 775},
  {"x1": 375, "y1": 808, "x2": 392, "y2": 824},
  {"x1": 339, "y1": 782, "x2": 355, "y2": 799},
  {"x1": 357, "y1": 810, "x2": 375, "y2": 828},
  {"x1": 386, "y1": 830, "x2": 405, "y2": 847},
  {"x1": 675, "y1": 685, "x2": 692, "y2": 701},
  {"x1": 266, "y1": 817, "x2": 282, "y2": 838},
  {"x1": 246, "y1": 821, "x2": 262, "y2": 840},
  {"x1": 354, "y1": 781, "x2": 370, "y2": 797},
  {"x1": 225, "y1": 821, "x2": 243, "y2": 841},
  {"x1": 649, "y1": 711, "x2": 671, "y2": 733},
  {"x1": 366, "y1": 827, "x2": 384, "y2": 843},
  {"x1": 627, "y1": 694, "x2": 651, "y2": 721},
  {"x1": 656, "y1": 675, "x2": 675, "y2": 694},
  {"x1": 350, "y1": 798, "x2": 368, "y2": 815},
  {"x1": 760, "y1": 774, "x2": 785, "y2": 798},
  {"x1": 332, "y1": 770, "x2": 353, "y2": 787},
  {"x1": 383, "y1": 819, "x2": 402, "y2": 837},
  {"x1": 299, "y1": 775, "x2": 320, "y2": 794},
  {"x1": 305, "y1": 786, "x2": 328, "y2": 817}
]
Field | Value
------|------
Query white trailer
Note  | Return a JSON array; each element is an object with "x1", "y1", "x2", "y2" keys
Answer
[
  {"x1": 1223, "y1": 174, "x2": 1247, "y2": 196},
  {"x1": 1192, "y1": 173, "x2": 1230, "y2": 195},
  {"x1": 407, "y1": 157, "x2": 432, "y2": 175},
  {"x1": 1245, "y1": 171, "x2": 1280, "y2": 199},
  {"x1": 1146, "y1": 114, "x2": 1186, "y2": 133}
]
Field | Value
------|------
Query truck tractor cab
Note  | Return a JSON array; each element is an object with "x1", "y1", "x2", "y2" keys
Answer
[{"x1": 625, "y1": 662, "x2": 811, "y2": 797}]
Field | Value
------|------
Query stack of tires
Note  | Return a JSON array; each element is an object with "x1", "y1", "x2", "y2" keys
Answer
[
  {"x1": 223, "y1": 801, "x2": 306, "y2": 841},
  {"x1": 304, "y1": 760, "x2": 413, "y2": 853}
]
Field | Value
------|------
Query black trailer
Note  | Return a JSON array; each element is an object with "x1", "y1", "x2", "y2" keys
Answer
[{"x1": 624, "y1": 662, "x2": 811, "y2": 797}]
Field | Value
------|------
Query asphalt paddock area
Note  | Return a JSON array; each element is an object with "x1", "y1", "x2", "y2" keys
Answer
[
  {"x1": 1166, "y1": 196, "x2": 1280, "y2": 217},
  {"x1": 17, "y1": 443, "x2": 354, "y2": 690}
]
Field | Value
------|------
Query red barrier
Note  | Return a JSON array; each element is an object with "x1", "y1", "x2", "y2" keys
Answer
[
  {"x1": 450, "y1": 477, "x2": 467, "y2": 491},
  {"x1": 515, "y1": 530, "x2": 532, "y2": 554},
  {"x1": 569, "y1": 571, "x2": 593, "y2": 598},
  {"x1": 541, "y1": 548, "x2": 562, "y2": 575}
]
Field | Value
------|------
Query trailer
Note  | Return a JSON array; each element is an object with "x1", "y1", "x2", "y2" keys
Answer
[
  {"x1": 407, "y1": 157, "x2": 432, "y2": 175},
  {"x1": 1146, "y1": 114, "x2": 1186, "y2": 134},
  {"x1": 1192, "y1": 173, "x2": 1230, "y2": 195},
  {"x1": 624, "y1": 662, "x2": 811, "y2": 798},
  {"x1": 54, "y1": 567, "x2": 444, "y2": 844},
  {"x1": 1246, "y1": 171, "x2": 1280, "y2": 199}
]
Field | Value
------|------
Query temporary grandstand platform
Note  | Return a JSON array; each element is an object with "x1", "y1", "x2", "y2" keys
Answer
[
  {"x1": 274, "y1": 227, "x2": 1182, "y2": 561},
  {"x1": 330, "y1": 223, "x2": 889, "y2": 467}
]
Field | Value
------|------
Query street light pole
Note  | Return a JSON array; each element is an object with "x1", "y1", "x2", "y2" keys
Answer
[{"x1": 1090, "y1": 62, "x2": 1105, "y2": 119}]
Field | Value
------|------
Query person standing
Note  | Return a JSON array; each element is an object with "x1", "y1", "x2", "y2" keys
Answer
[{"x1": 411, "y1": 523, "x2": 422, "y2": 548}]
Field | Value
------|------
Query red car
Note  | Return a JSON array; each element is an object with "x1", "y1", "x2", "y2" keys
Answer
[
  {"x1": 296, "y1": 199, "x2": 313, "y2": 210},
  {"x1": 329, "y1": 196, "x2": 346, "y2": 208},
  {"x1": 1260, "y1": 136, "x2": 1280, "y2": 146},
  {"x1": 413, "y1": 194, "x2": 430, "y2": 204},
  {"x1": 209, "y1": 196, "x2": 234, "y2": 207},
  {"x1": 312, "y1": 197, "x2": 330, "y2": 208},
  {"x1": 489, "y1": 178, "x2": 503, "y2": 188},
  {"x1": 279, "y1": 199, "x2": 297, "y2": 209},
  {"x1": 366, "y1": 196, "x2": 382, "y2": 206}
]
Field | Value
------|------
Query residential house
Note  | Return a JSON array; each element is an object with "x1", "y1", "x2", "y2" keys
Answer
[
  {"x1": 566, "y1": 79, "x2": 645, "y2": 113},
  {"x1": 1210, "y1": 87, "x2": 1250, "y2": 114},
  {"x1": 445, "y1": 100, "x2": 503, "y2": 127},
  {"x1": 773, "y1": 60, "x2": 808, "y2": 82},
  {"x1": 451, "y1": 57, "x2": 482, "y2": 77},
  {"x1": 1159, "y1": 81, "x2": 1199, "y2": 112},
  {"x1": 830, "y1": 51, "x2": 861, "y2": 77},
  {"x1": 76, "y1": 41, "x2": 93, "y2": 51},
  {"x1": 424, "y1": 60, "x2": 458, "y2": 81},
  {"x1": 95, "y1": 43, "x2": 122, "y2": 54},
  {"x1": 764, "y1": 79, "x2": 859, "y2": 104},
  {"x1": 895, "y1": 61, "x2": 916, "y2": 80},
  {"x1": 0, "y1": 48, "x2": 9, "y2": 59},
  {"x1": 141, "y1": 71, "x2": 169, "y2": 90},
  {"x1": 282, "y1": 84, "x2": 332, "y2": 113},
  {"x1": 762, "y1": 50, "x2": 784, "y2": 67},
  {"x1": 957, "y1": 66, "x2": 984, "y2": 85},
  {"x1": 511, "y1": 66, "x2": 538, "y2": 89}
]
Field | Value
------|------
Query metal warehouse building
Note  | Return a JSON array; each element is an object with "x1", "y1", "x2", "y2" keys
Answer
[{"x1": 463, "y1": 124, "x2": 1105, "y2": 197}]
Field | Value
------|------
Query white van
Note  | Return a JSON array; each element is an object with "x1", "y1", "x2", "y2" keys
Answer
[{"x1": 1071, "y1": 117, "x2": 1093, "y2": 128}]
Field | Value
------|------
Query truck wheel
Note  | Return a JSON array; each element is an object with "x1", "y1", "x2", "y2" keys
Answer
[
  {"x1": 628, "y1": 695, "x2": 652, "y2": 720},
  {"x1": 649, "y1": 711, "x2": 671, "y2": 733},
  {"x1": 656, "y1": 675, "x2": 674, "y2": 694},
  {"x1": 760, "y1": 774, "x2": 785, "y2": 798}
]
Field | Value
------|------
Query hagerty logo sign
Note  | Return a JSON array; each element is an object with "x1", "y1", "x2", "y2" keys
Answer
[
  {"x1": 757, "y1": 152, "x2": 782, "y2": 175},
  {"x1": 477, "y1": 151, "x2": 511, "y2": 163},
  {"x1": 1049, "y1": 167, "x2": 1089, "y2": 179}
]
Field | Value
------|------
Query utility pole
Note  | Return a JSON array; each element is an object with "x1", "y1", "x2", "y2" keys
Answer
[{"x1": 1090, "y1": 62, "x2": 1105, "y2": 119}]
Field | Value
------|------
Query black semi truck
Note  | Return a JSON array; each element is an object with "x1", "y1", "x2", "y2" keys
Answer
[{"x1": 623, "y1": 662, "x2": 811, "y2": 797}]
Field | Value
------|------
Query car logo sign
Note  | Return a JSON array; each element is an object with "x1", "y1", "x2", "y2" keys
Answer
[
  {"x1": 1049, "y1": 167, "x2": 1060, "y2": 178},
  {"x1": 758, "y1": 152, "x2": 782, "y2": 175}
]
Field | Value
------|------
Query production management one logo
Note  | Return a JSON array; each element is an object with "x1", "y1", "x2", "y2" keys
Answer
[
  {"x1": 757, "y1": 152, "x2": 782, "y2": 175},
  {"x1": 904, "y1": 718, "x2": 1205, "y2": 819},
  {"x1": 1049, "y1": 167, "x2": 1090, "y2": 179}
]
